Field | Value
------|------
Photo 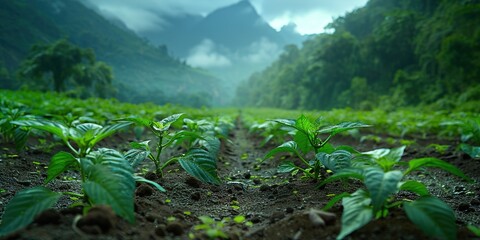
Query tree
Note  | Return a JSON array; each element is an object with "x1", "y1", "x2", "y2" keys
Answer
[{"x1": 17, "y1": 39, "x2": 115, "y2": 98}]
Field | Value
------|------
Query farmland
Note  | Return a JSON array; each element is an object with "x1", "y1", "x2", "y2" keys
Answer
[{"x1": 0, "y1": 90, "x2": 479, "y2": 239}]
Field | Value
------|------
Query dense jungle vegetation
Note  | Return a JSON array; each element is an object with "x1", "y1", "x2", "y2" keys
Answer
[{"x1": 234, "y1": 0, "x2": 480, "y2": 111}]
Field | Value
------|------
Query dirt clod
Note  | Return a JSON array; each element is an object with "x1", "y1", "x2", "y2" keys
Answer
[
  {"x1": 34, "y1": 209, "x2": 61, "y2": 225},
  {"x1": 136, "y1": 184, "x2": 154, "y2": 197},
  {"x1": 77, "y1": 206, "x2": 117, "y2": 234},
  {"x1": 191, "y1": 192, "x2": 201, "y2": 201},
  {"x1": 185, "y1": 176, "x2": 201, "y2": 188},
  {"x1": 166, "y1": 222, "x2": 184, "y2": 236}
]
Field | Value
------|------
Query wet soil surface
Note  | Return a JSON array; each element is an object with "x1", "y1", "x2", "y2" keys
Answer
[{"x1": 0, "y1": 121, "x2": 479, "y2": 240}]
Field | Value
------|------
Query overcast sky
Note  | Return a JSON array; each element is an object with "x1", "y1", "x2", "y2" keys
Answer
[{"x1": 83, "y1": 0, "x2": 368, "y2": 35}]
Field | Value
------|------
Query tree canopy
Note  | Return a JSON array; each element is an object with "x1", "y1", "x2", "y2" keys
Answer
[
  {"x1": 17, "y1": 39, "x2": 115, "y2": 98},
  {"x1": 235, "y1": 0, "x2": 480, "y2": 111}
]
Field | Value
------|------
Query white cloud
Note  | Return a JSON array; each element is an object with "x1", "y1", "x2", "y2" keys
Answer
[
  {"x1": 242, "y1": 38, "x2": 280, "y2": 63},
  {"x1": 83, "y1": 0, "x2": 369, "y2": 34},
  {"x1": 186, "y1": 39, "x2": 232, "y2": 68}
]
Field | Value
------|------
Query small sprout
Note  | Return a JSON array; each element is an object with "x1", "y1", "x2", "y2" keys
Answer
[
  {"x1": 326, "y1": 193, "x2": 336, "y2": 197},
  {"x1": 184, "y1": 211, "x2": 192, "y2": 216},
  {"x1": 165, "y1": 199, "x2": 171, "y2": 204},
  {"x1": 241, "y1": 153, "x2": 248, "y2": 160},
  {"x1": 32, "y1": 161, "x2": 41, "y2": 165},
  {"x1": 233, "y1": 215, "x2": 245, "y2": 223},
  {"x1": 167, "y1": 216, "x2": 176, "y2": 222},
  {"x1": 231, "y1": 205, "x2": 240, "y2": 211}
]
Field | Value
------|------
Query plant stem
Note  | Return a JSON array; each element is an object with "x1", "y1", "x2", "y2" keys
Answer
[{"x1": 160, "y1": 157, "x2": 180, "y2": 172}]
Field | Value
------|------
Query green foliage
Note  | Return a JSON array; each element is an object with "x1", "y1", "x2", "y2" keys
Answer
[
  {"x1": 0, "y1": 148, "x2": 137, "y2": 237},
  {"x1": 321, "y1": 145, "x2": 470, "y2": 239},
  {"x1": 235, "y1": 0, "x2": 480, "y2": 111},
  {"x1": 0, "y1": 102, "x2": 31, "y2": 150},
  {"x1": 123, "y1": 114, "x2": 222, "y2": 184},
  {"x1": 12, "y1": 118, "x2": 131, "y2": 157},
  {"x1": 17, "y1": 39, "x2": 115, "y2": 98},
  {"x1": 0, "y1": 187, "x2": 62, "y2": 236},
  {"x1": 264, "y1": 114, "x2": 369, "y2": 180}
]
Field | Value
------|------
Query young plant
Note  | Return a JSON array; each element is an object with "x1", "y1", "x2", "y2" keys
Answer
[
  {"x1": 123, "y1": 114, "x2": 221, "y2": 184},
  {"x1": 11, "y1": 118, "x2": 132, "y2": 157},
  {"x1": 320, "y1": 146, "x2": 472, "y2": 240},
  {"x1": 0, "y1": 148, "x2": 138, "y2": 237},
  {"x1": 0, "y1": 104, "x2": 32, "y2": 150},
  {"x1": 264, "y1": 114, "x2": 370, "y2": 180},
  {"x1": 192, "y1": 215, "x2": 252, "y2": 239}
]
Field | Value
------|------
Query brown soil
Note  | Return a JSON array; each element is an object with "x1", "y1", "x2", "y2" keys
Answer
[{"x1": 0, "y1": 121, "x2": 479, "y2": 240}]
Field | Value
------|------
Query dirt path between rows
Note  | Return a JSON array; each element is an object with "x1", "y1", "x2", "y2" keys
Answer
[{"x1": 0, "y1": 120, "x2": 479, "y2": 239}]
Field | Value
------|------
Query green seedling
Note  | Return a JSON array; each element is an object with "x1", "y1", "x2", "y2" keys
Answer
[
  {"x1": 320, "y1": 146, "x2": 472, "y2": 240},
  {"x1": 123, "y1": 114, "x2": 221, "y2": 184},
  {"x1": 0, "y1": 148, "x2": 139, "y2": 237},
  {"x1": 264, "y1": 114, "x2": 369, "y2": 180},
  {"x1": 193, "y1": 215, "x2": 251, "y2": 239},
  {"x1": 12, "y1": 118, "x2": 132, "y2": 157},
  {"x1": 0, "y1": 104, "x2": 32, "y2": 150}
]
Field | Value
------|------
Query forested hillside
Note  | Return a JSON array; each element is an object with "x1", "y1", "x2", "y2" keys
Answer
[
  {"x1": 235, "y1": 0, "x2": 480, "y2": 111},
  {"x1": 0, "y1": 0, "x2": 221, "y2": 107}
]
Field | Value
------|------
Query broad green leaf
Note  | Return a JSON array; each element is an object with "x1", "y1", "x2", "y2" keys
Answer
[
  {"x1": 405, "y1": 157, "x2": 472, "y2": 182},
  {"x1": 134, "y1": 176, "x2": 166, "y2": 192},
  {"x1": 264, "y1": 141, "x2": 300, "y2": 160},
  {"x1": 163, "y1": 130, "x2": 203, "y2": 148},
  {"x1": 178, "y1": 148, "x2": 220, "y2": 184},
  {"x1": 0, "y1": 187, "x2": 61, "y2": 236},
  {"x1": 317, "y1": 142, "x2": 335, "y2": 154},
  {"x1": 467, "y1": 225, "x2": 480, "y2": 237},
  {"x1": 130, "y1": 140, "x2": 150, "y2": 150},
  {"x1": 317, "y1": 150, "x2": 352, "y2": 172},
  {"x1": 361, "y1": 146, "x2": 405, "y2": 171},
  {"x1": 399, "y1": 180, "x2": 430, "y2": 196},
  {"x1": 13, "y1": 128, "x2": 29, "y2": 150},
  {"x1": 154, "y1": 113, "x2": 184, "y2": 132},
  {"x1": 120, "y1": 117, "x2": 152, "y2": 127},
  {"x1": 125, "y1": 148, "x2": 150, "y2": 169},
  {"x1": 364, "y1": 168, "x2": 402, "y2": 213},
  {"x1": 271, "y1": 118, "x2": 296, "y2": 128},
  {"x1": 83, "y1": 164, "x2": 135, "y2": 223},
  {"x1": 337, "y1": 189, "x2": 373, "y2": 239},
  {"x1": 86, "y1": 148, "x2": 135, "y2": 185},
  {"x1": 317, "y1": 122, "x2": 371, "y2": 135},
  {"x1": 404, "y1": 196, "x2": 457, "y2": 240},
  {"x1": 294, "y1": 130, "x2": 313, "y2": 154},
  {"x1": 295, "y1": 115, "x2": 316, "y2": 136},
  {"x1": 277, "y1": 161, "x2": 297, "y2": 173},
  {"x1": 460, "y1": 143, "x2": 480, "y2": 159},
  {"x1": 318, "y1": 168, "x2": 364, "y2": 188},
  {"x1": 322, "y1": 192, "x2": 350, "y2": 211},
  {"x1": 90, "y1": 122, "x2": 132, "y2": 147},
  {"x1": 46, "y1": 151, "x2": 78, "y2": 183},
  {"x1": 201, "y1": 136, "x2": 221, "y2": 156},
  {"x1": 11, "y1": 119, "x2": 68, "y2": 141}
]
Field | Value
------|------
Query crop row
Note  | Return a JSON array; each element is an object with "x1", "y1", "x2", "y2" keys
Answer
[{"x1": 0, "y1": 90, "x2": 479, "y2": 239}]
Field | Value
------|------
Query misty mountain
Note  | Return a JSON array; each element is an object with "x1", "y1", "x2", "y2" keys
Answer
[
  {"x1": 132, "y1": 0, "x2": 308, "y2": 101},
  {"x1": 140, "y1": 0, "x2": 304, "y2": 57},
  {"x1": 0, "y1": 0, "x2": 222, "y2": 107}
]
